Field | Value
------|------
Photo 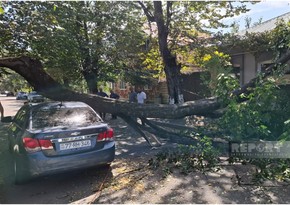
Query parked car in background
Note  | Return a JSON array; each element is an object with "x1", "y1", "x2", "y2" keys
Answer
[
  {"x1": 6, "y1": 91, "x2": 14, "y2": 96},
  {"x1": 1, "y1": 91, "x2": 14, "y2": 96},
  {"x1": 6, "y1": 101, "x2": 115, "y2": 184},
  {"x1": 27, "y1": 91, "x2": 44, "y2": 102},
  {"x1": 16, "y1": 91, "x2": 28, "y2": 100}
]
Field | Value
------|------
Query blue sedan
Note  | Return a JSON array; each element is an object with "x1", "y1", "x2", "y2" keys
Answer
[{"x1": 6, "y1": 101, "x2": 115, "y2": 184}]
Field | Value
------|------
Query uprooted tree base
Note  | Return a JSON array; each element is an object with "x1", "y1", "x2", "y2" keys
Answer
[{"x1": 1, "y1": 52, "x2": 290, "y2": 146}]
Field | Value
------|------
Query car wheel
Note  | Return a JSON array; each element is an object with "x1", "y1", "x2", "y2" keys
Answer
[{"x1": 13, "y1": 157, "x2": 30, "y2": 185}]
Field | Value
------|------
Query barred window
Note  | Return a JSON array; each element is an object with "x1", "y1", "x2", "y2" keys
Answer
[{"x1": 119, "y1": 81, "x2": 126, "y2": 90}]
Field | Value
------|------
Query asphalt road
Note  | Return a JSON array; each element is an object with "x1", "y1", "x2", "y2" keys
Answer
[
  {"x1": 0, "y1": 96, "x2": 26, "y2": 117},
  {"x1": 0, "y1": 96, "x2": 168, "y2": 204}
]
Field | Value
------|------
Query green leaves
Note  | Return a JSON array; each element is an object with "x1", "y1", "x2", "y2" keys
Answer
[
  {"x1": 219, "y1": 77, "x2": 290, "y2": 141},
  {"x1": 0, "y1": 1, "x2": 146, "y2": 91}
]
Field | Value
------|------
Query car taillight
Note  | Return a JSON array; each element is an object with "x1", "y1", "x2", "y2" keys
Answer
[
  {"x1": 23, "y1": 137, "x2": 53, "y2": 153},
  {"x1": 23, "y1": 138, "x2": 41, "y2": 153},
  {"x1": 97, "y1": 128, "x2": 114, "y2": 141},
  {"x1": 38, "y1": 139, "x2": 54, "y2": 150}
]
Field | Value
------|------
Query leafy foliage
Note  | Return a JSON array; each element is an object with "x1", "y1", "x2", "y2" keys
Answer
[
  {"x1": 219, "y1": 77, "x2": 290, "y2": 141},
  {"x1": 0, "y1": 69, "x2": 30, "y2": 92},
  {"x1": 217, "y1": 19, "x2": 290, "y2": 142},
  {"x1": 200, "y1": 51, "x2": 238, "y2": 94},
  {"x1": 149, "y1": 136, "x2": 220, "y2": 177},
  {"x1": 229, "y1": 158, "x2": 290, "y2": 182},
  {"x1": 0, "y1": 1, "x2": 147, "y2": 91}
]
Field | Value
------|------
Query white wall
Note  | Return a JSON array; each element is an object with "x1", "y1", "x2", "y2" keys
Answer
[{"x1": 243, "y1": 53, "x2": 256, "y2": 84}]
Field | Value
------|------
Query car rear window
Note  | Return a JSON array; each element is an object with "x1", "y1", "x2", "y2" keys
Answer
[{"x1": 31, "y1": 107, "x2": 102, "y2": 129}]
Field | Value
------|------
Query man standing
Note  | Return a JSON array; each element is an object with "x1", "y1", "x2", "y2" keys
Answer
[
  {"x1": 136, "y1": 87, "x2": 146, "y2": 125},
  {"x1": 137, "y1": 87, "x2": 146, "y2": 104},
  {"x1": 109, "y1": 89, "x2": 120, "y2": 119},
  {"x1": 128, "y1": 87, "x2": 137, "y2": 103},
  {"x1": 96, "y1": 88, "x2": 108, "y2": 120}
]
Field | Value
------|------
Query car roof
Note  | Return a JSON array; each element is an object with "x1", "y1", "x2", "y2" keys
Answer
[{"x1": 29, "y1": 101, "x2": 91, "y2": 110}]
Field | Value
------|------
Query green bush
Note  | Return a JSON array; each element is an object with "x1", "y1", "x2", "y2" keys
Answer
[{"x1": 149, "y1": 136, "x2": 220, "y2": 176}]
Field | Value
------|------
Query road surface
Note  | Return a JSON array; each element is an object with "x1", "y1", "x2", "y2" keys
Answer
[{"x1": 0, "y1": 96, "x2": 26, "y2": 117}]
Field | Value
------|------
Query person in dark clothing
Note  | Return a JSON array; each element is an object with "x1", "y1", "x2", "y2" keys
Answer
[
  {"x1": 96, "y1": 88, "x2": 108, "y2": 120},
  {"x1": 97, "y1": 88, "x2": 109, "y2": 98},
  {"x1": 128, "y1": 87, "x2": 137, "y2": 103},
  {"x1": 109, "y1": 89, "x2": 120, "y2": 119}
]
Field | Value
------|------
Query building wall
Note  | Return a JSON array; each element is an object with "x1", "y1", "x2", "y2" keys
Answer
[
  {"x1": 230, "y1": 51, "x2": 280, "y2": 85},
  {"x1": 111, "y1": 72, "x2": 208, "y2": 104},
  {"x1": 111, "y1": 80, "x2": 168, "y2": 104},
  {"x1": 231, "y1": 54, "x2": 244, "y2": 85},
  {"x1": 243, "y1": 53, "x2": 257, "y2": 84}
]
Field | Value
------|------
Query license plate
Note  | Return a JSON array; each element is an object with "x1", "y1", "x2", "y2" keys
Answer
[{"x1": 60, "y1": 140, "x2": 91, "y2": 151}]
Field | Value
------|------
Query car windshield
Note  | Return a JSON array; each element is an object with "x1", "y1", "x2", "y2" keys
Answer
[{"x1": 31, "y1": 107, "x2": 102, "y2": 129}]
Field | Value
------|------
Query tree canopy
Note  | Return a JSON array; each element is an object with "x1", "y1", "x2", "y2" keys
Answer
[
  {"x1": 2, "y1": 1, "x2": 290, "y2": 145},
  {"x1": 0, "y1": 1, "x2": 147, "y2": 92}
]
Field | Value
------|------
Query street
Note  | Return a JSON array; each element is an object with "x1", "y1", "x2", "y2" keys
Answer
[
  {"x1": 2, "y1": 97, "x2": 290, "y2": 204},
  {"x1": 0, "y1": 96, "x2": 26, "y2": 117}
]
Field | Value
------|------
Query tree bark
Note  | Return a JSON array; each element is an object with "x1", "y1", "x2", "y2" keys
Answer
[
  {"x1": 2, "y1": 50, "x2": 290, "y2": 118},
  {"x1": 2, "y1": 52, "x2": 290, "y2": 146},
  {"x1": 75, "y1": 6, "x2": 98, "y2": 94},
  {"x1": 0, "y1": 56, "x2": 221, "y2": 119},
  {"x1": 153, "y1": 1, "x2": 184, "y2": 104}
]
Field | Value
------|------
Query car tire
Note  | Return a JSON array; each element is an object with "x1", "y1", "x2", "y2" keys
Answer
[{"x1": 13, "y1": 156, "x2": 30, "y2": 185}]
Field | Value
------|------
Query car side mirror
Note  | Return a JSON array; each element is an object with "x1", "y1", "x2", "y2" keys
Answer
[{"x1": 1, "y1": 116, "x2": 13, "y2": 123}]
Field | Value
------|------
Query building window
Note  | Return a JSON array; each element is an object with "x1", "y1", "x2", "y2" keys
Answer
[
  {"x1": 119, "y1": 81, "x2": 126, "y2": 90},
  {"x1": 109, "y1": 82, "x2": 115, "y2": 90},
  {"x1": 144, "y1": 84, "x2": 152, "y2": 90}
]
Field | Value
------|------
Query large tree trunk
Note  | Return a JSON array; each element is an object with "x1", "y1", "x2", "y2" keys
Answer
[
  {"x1": 1, "y1": 53, "x2": 290, "y2": 146},
  {"x1": 1, "y1": 52, "x2": 290, "y2": 118},
  {"x1": 153, "y1": 1, "x2": 184, "y2": 104},
  {"x1": 76, "y1": 7, "x2": 98, "y2": 94},
  {"x1": 82, "y1": 70, "x2": 98, "y2": 94},
  {"x1": 0, "y1": 56, "x2": 220, "y2": 119}
]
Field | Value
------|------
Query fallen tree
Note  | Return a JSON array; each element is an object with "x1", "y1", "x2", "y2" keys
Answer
[
  {"x1": 1, "y1": 52, "x2": 290, "y2": 145},
  {"x1": 0, "y1": 56, "x2": 222, "y2": 118}
]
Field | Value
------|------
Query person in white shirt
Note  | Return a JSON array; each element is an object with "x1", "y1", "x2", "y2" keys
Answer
[
  {"x1": 137, "y1": 88, "x2": 146, "y2": 104},
  {"x1": 136, "y1": 87, "x2": 146, "y2": 125}
]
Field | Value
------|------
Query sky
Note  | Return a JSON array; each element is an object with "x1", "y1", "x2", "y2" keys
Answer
[{"x1": 218, "y1": 0, "x2": 290, "y2": 33}]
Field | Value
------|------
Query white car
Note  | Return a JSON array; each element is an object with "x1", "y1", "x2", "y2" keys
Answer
[{"x1": 27, "y1": 91, "x2": 44, "y2": 102}]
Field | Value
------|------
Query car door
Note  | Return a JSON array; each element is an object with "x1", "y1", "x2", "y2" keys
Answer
[{"x1": 9, "y1": 106, "x2": 30, "y2": 154}]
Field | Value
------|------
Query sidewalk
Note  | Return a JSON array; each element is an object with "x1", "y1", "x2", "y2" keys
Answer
[
  {"x1": 72, "y1": 117, "x2": 290, "y2": 204},
  {"x1": 72, "y1": 152, "x2": 290, "y2": 204}
]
